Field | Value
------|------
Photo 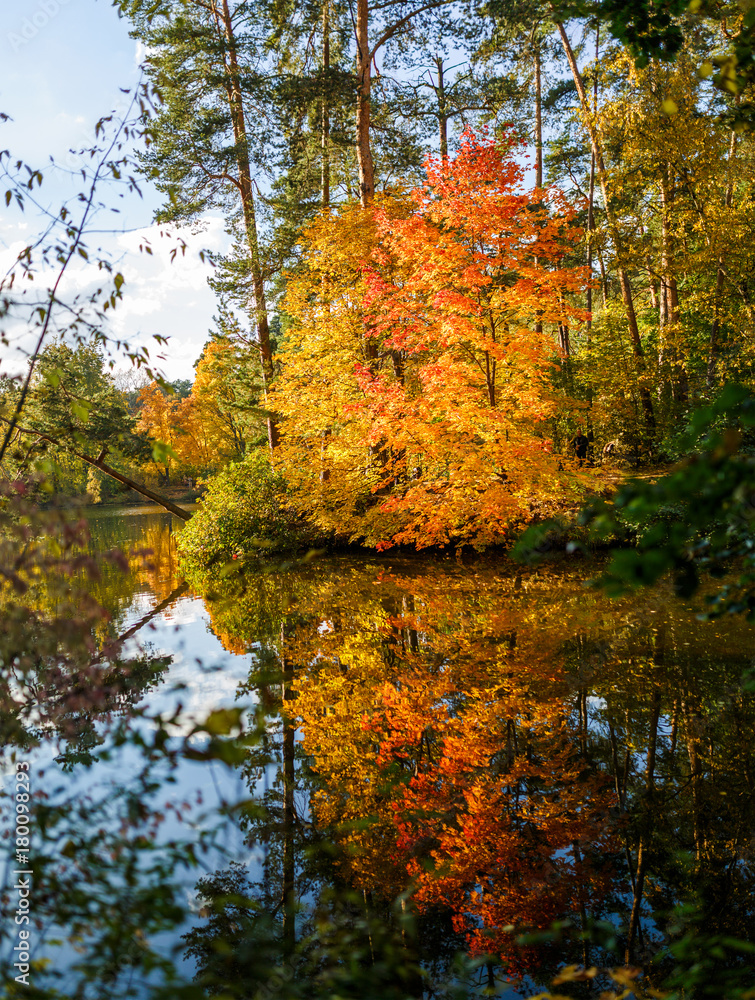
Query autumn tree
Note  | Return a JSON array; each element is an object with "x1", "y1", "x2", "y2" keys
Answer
[
  {"x1": 596, "y1": 47, "x2": 755, "y2": 395},
  {"x1": 273, "y1": 130, "x2": 590, "y2": 548},
  {"x1": 191, "y1": 330, "x2": 266, "y2": 459},
  {"x1": 271, "y1": 201, "x2": 388, "y2": 539},
  {"x1": 360, "y1": 130, "x2": 591, "y2": 546},
  {"x1": 136, "y1": 381, "x2": 183, "y2": 485}
]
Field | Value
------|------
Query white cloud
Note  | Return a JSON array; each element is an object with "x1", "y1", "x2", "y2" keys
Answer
[
  {"x1": 134, "y1": 39, "x2": 150, "y2": 68},
  {"x1": 0, "y1": 2, "x2": 234, "y2": 382},
  {"x1": 1, "y1": 214, "x2": 230, "y2": 381},
  {"x1": 105, "y1": 216, "x2": 230, "y2": 378},
  {"x1": 0, "y1": 237, "x2": 29, "y2": 276}
]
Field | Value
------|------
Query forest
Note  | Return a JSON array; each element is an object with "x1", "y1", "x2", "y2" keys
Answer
[
  {"x1": 2, "y1": 0, "x2": 755, "y2": 997},
  {"x1": 2, "y1": 0, "x2": 755, "y2": 555}
]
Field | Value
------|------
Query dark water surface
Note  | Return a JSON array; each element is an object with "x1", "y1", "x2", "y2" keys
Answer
[{"x1": 8, "y1": 505, "x2": 755, "y2": 998}]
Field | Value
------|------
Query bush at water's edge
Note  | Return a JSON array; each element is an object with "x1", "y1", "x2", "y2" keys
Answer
[{"x1": 176, "y1": 452, "x2": 315, "y2": 588}]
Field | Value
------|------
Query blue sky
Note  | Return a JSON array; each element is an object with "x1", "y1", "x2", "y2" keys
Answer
[{"x1": 0, "y1": 0, "x2": 224, "y2": 381}]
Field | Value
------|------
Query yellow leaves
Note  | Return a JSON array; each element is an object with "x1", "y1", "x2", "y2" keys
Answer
[
  {"x1": 528, "y1": 966, "x2": 642, "y2": 1000},
  {"x1": 609, "y1": 967, "x2": 642, "y2": 988},
  {"x1": 527, "y1": 994, "x2": 573, "y2": 1000},
  {"x1": 137, "y1": 366, "x2": 243, "y2": 475},
  {"x1": 551, "y1": 965, "x2": 599, "y2": 984},
  {"x1": 289, "y1": 564, "x2": 620, "y2": 974},
  {"x1": 271, "y1": 133, "x2": 588, "y2": 550}
]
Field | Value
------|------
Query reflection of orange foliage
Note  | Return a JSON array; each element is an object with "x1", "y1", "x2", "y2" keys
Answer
[
  {"x1": 366, "y1": 666, "x2": 616, "y2": 973},
  {"x1": 138, "y1": 520, "x2": 185, "y2": 601},
  {"x1": 207, "y1": 609, "x2": 249, "y2": 656},
  {"x1": 294, "y1": 577, "x2": 618, "y2": 973}
]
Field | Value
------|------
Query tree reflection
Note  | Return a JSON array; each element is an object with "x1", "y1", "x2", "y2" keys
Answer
[
  {"x1": 198, "y1": 556, "x2": 755, "y2": 994},
  {"x1": 0, "y1": 488, "x2": 176, "y2": 759}
]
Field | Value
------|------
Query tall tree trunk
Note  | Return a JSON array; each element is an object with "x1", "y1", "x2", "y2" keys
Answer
[
  {"x1": 554, "y1": 19, "x2": 655, "y2": 438},
  {"x1": 355, "y1": 0, "x2": 375, "y2": 206},
  {"x1": 534, "y1": 45, "x2": 544, "y2": 335},
  {"x1": 659, "y1": 172, "x2": 680, "y2": 328},
  {"x1": 216, "y1": 0, "x2": 278, "y2": 451},
  {"x1": 436, "y1": 56, "x2": 449, "y2": 160},
  {"x1": 587, "y1": 149, "x2": 595, "y2": 337},
  {"x1": 684, "y1": 697, "x2": 705, "y2": 865},
  {"x1": 322, "y1": 0, "x2": 331, "y2": 209},
  {"x1": 534, "y1": 45, "x2": 543, "y2": 189},
  {"x1": 572, "y1": 841, "x2": 590, "y2": 966},
  {"x1": 659, "y1": 170, "x2": 687, "y2": 404},
  {"x1": 648, "y1": 275, "x2": 659, "y2": 311},
  {"x1": 558, "y1": 293, "x2": 571, "y2": 357},
  {"x1": 320, "y1": 4, "x2": 332, "y2": 482},
  {"x1": 707, "y1": 127, "x2": 737, "y2": 389},
  {"x1": 586, "y1": 24, "x2": 598, "y2": 337}
]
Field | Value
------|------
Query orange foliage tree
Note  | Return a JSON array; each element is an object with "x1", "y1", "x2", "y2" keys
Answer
[
  {"x1": 272, "y1": 130, "x2": 590, "y2": 548},
  {"x1": 138, "y1": 339, "x2": 258, "y2": 479},
  {"x1": 361, "y1": 130, "x2": 589, "y2": 547},
  {"x1": 138, "y1": 381, "x2": 217, "y2": 480},
  {"x1": 136, "y1": 382, "x2": 183, "y2": 484}
]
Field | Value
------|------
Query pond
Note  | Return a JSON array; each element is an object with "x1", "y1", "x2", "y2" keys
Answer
[{"x1": 2, "y1": 504, "x2": 754, "y2": 999}]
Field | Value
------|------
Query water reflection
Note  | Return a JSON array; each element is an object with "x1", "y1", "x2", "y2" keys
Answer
[
  {"x1": 200, "y1": 554, "x2": 755, "y2": 994},
  {"x1": 3, "y1": 505, "x2": 754, "y2": 997}
]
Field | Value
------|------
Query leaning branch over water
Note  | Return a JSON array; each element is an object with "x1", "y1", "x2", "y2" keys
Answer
[{"x1": 1, "y1": 418, "x2": 192, "y2": 521}]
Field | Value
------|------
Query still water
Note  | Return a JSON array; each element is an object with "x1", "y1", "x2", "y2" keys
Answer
[{"x1": 5, "y1": 504, "x2": 755, "y2": 998}]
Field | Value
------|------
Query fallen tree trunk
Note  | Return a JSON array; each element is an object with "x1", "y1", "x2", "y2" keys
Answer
[{"x1": 3, "y1": 420, "x2": 193, "y2": 520}]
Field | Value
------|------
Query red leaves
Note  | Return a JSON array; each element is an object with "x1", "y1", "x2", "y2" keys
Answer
[
  {"x1": 366, "y1": 673, "x2": 617, "y2": 973},
  {"x1": 358, "y1": 129, "x2": 590, "y2": 548},
  {"x1": 273, "y1": 131, "x2": 590, "y2": 548}
]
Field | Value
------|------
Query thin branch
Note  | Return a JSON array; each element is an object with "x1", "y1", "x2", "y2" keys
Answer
[{"x1": 0, "y1": 91, "x2": 142, "y2": 465}]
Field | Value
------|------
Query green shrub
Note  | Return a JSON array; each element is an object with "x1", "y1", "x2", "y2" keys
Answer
[{"x1": 177, "y1": 453, "x2": 303, "y2": 582}]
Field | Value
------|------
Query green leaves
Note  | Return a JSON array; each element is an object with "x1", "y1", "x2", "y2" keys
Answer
[
  {"x1": 151, "y1": 439, "x2": 179, "y2": 464},
  {"x1": 184, "y1": 707, "x2": 253, "y2": 765},
  {"x1": 176, "y1": 452, "x2": 304, "y2": 590},
  {"x1": 70, "y1": 399, "x2": 92, "y2": 423},
  {"x1": 577, "y1": 386, "x2": 755, "y2": 614},
  {"x1": 200, "y1": 707, "x2": 244, "y2": 735},
  {"x1": 44, "y1": 367, "x2": 62, "y2": 390}
]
